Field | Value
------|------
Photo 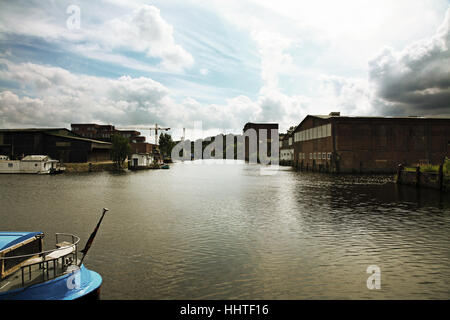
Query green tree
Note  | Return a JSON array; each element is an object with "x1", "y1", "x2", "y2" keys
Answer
[
  {"x1": 158, "y1": 133, "x2": 175, "y2": 158},
  {"x1": 110, "y1": 134, "x2": 130, "y2": 170}
]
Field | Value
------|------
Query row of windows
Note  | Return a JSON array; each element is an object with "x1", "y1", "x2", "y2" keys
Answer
[
  {"x1": 294, "y1": 124, "x2": 332, "y2": 142},
  {"x1": 298, "y1": 152, "x2": 332, "y2": 160},
  {"x1": 281, "y1": 150, "x2": 293, "y2": 156}
]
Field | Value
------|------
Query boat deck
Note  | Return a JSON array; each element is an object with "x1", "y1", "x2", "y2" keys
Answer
[{"x1": 0, "y1": 258, "x2": 74, "y2": 293}]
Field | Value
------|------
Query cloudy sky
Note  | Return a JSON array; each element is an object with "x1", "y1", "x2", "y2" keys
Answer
[{"x1": 0, "y1": 0, "x2": 449, "y2": 139}]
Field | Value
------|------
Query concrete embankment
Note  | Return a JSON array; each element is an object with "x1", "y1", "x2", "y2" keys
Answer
[{"x1": 396, "y1": 163, "x2": 450, "y2": 192}]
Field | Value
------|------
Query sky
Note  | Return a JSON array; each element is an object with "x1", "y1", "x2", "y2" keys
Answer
[{"x1": 0, "y1": 0, "x2": 449, "y2": 140}]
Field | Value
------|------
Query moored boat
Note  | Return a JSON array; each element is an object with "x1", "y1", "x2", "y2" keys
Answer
[
  {"x1": 0, "y1": 155, "x2": 65, "y2": 174},
  {"x1": 0, "y1": 208, "x2": 109, "y2": 300}
]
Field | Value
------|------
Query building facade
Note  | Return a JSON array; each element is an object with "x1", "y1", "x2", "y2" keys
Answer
[
  {"x1": 280, "y1": 132, "x2": 294, "y2": 165},
  {"x1": 243, "y1": 123, "x2": 279, "y2": 163},
  {"x1": 293, "y1": 113, "x2": 450, "y2": 173},
  {"x1": 71, "y1": 124, "x2": 140, "y2": 142},
  {"x1": 130, "y1": 153, "x2": 154, "y2": 169},
  {"x1": 0, "y1": 129, "x2": 111, "y2": 163}
]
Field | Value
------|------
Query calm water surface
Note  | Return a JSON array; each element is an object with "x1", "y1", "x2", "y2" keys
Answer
[{"x1": 1, "y1": 160, "x2": 449, "y2": 299}]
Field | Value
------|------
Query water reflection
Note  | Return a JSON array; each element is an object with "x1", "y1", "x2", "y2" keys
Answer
[{"x1": 0, "y1": 161, "x2": 449, "y2": 299}]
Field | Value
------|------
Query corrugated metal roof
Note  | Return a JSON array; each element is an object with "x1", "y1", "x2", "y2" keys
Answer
[
  {"x1": 46, "y1": 132, "x2": 112, "y2": 145},
  {"x1": 0, "y1": 128, "x2": 67, "y2": 132},
  {"x1": 310, "y1": 115, "x2": 450, "y2": 120},
  {"x1": 293, "y1": 114, "x2": 450, "y2": 132}
]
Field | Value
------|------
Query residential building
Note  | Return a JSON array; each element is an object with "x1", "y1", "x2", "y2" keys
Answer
[{"x1": 71, "y1": 124, "x2": 140, "y2": 142}]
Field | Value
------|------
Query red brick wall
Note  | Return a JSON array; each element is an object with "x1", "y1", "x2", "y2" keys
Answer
[
  {"x1": 334, "y1": 119, "x2": 450, "y2": 173},
  {"x1": 293, "y1": 116, "x2": 450, "y2": 173},
  {"x1": 130, "y1": 142, "x2": 154, "y2": 154}
]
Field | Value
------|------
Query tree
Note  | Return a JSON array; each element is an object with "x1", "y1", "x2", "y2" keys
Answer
[
  {"x1": 110, "y1": 134, "x2": 130, "y2": 170},
  {"x1": 158, "y1": 133, "x2": 175, "y2": 158}
]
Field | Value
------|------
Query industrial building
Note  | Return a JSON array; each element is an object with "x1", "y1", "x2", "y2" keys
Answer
[
  {"x1": 71, "y1": 123, "x2": 159, "y2": 162},
  {"x1": 292, "y1": 113, "x2": 450, "y2": 173},
  {"x1": 280, "y1": 132, "x2": 294, "y2": 166},
  {"x1": 70, "y1": 124, "x2": 141, "y2": 142},
  {"x1": 0, "y1": 128, "x2": 111, "y2": 163}
]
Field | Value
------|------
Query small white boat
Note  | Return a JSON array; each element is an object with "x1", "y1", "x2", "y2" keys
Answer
[{"x1": 0, "y1": 155, "x2": 65, "y2": 174}]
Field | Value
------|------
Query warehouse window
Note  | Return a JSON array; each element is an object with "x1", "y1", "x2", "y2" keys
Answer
[
  {"x1": 56, "y1": 142, "x2": 71, "y2": 147},
  {"x1": 322, "y1": 152, "x2": 326, "y2": 159},
  {"x1": 327, "y1": 153, "x2": 332, "y2": 160},
  {"x1": 309, "y1": 153, "x2": 312, "y2": 160},
  {"x1": 326, "y1": 124, "x2": 331, "y2": 137}
]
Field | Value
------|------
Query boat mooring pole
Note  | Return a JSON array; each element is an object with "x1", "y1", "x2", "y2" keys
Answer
[{"x1": 79, "y1": 208, "x2": 109, "y2": 266}]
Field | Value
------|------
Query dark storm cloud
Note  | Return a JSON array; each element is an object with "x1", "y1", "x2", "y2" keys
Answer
[{"x1": 369, "y1": 9, "x2": 450, "y2": 116}]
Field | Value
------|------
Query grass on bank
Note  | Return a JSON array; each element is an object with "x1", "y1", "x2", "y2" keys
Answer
[{"x1": 403, "y1": 157, "x2": 450, "y2": 175}]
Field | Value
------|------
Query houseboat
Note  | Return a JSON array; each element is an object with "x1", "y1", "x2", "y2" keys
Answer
[
  {"x1": 0, "y1": 155, "x2": 65, "y2": 174},
  {"x1": 129, "y1": 153, "x2": 161, "y2": 170},
  {"x1": 0, "y1": 208, "x2": 109, "y2": 300}
]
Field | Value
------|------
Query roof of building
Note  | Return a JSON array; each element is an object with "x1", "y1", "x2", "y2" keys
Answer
[
  {"x1": 293, "y1": 114, "x2": 450, "y2": 132},
  {"x1": 310, "y1": 115, "x2": 450, "y2": 120},
  {"x1": 0, "y1": 128, "x2": 67, "y2": 132},
  {"x1": 243, "y1": 123, "x2": 279, "y2": 131},
  {"x1": 21, "y1": 155, "x2": 49, "y2": 161},
  {"x1": 47, "y1": 132, "x2": 111, "y2": 145},
  {"x1": 0, "y1": 128, "x2": 112, "y2": 145}
]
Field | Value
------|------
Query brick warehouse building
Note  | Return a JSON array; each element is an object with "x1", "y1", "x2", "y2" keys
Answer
[
  {"x1": 71, "y1": 123, "x2": 140, "y2": 142},
  {"x1": 243, "y1": 123, "x2": 279, "y2": 163},
  {"x1": 0, "y1": 128, "x2": 111, "y2": 163},
  {"x1": 292, "y1": 113, "x2": 450, "y2": 173}
]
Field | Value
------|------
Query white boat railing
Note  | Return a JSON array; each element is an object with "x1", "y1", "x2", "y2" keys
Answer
[{"x1": 0, "y1": 233, "x2": 80, "y2": 287}]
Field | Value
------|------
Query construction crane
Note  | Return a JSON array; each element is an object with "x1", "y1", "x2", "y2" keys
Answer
[{"x1": 117, "y1": 124, "x2": 170, "y2": 145}]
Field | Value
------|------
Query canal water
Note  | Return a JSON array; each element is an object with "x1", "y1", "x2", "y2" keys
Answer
[{"x1": 1, "y1": 160, "x2": 449, "y2": 299}]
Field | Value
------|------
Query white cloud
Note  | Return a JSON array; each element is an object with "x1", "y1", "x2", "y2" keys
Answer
[
  {"x1": 91, "y1": 5, "x2": 194, "y2": 71},
  {"x1": 1, "y1": 1, "x2": 449, "y2": 136},
  {"x1": 0, "y1": 3, "x2": 193, "y2": 72},
  {"x1": 0, "y1": 60, "x2": 258, "y2": 132},
  {"x1": 251, "y1": 30, "x2": 296, "y2": 93}
]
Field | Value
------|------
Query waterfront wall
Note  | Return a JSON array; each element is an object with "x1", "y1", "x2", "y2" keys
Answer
[
  {"x1": 65, "y1": 161, "x2": 128, "y2": 173},
  {"x1": 396, "y1": 164, "x2": 450, "y2": 192}
]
